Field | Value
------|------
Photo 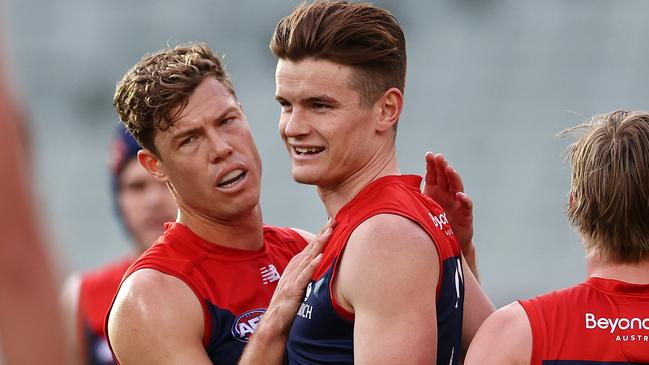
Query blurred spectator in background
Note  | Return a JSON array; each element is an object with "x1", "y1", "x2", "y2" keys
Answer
[{"x1": 60, "y1": 125, "x2": 177, "y2": 365}]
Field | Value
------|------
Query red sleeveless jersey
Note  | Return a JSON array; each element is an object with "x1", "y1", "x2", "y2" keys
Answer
[
  {"x1": 79, "y1": 257, "x2": 134, "y2": 365},
  {"x1": 519, "y1": 277, "x2": 649, "y2": 364},
  {"x1": 105, "y1": 223, "x2": 308, "y2": 365},
  {"x1": 287, "y1": 175, "x2": 465, "y2": 365}
]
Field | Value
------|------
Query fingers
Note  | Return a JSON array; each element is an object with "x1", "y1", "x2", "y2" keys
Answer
[
  {"x1": 424, "y1": 151, "x2": 437, "y2": 186},
  {"x1": 423, "y1": 153, "x2": 471, "y2": 217},
  {"x1": 445, "y1": 165, "x2": 464, "y2": 194},
  {"x1": 294, "y1": 253, "x2": 323, "y2": 289},
  {"x1": 433, "y1": 153, "x2": 449, "y2": 192},
  {"x1": 432, "y1": 153, "x2": 465, "y2": 196},
  {"x1": 456, "y1": 192, "x2": 474, "y2": 216},
  {"x1": 270, "y1": 220, "x2": 334, "y2": 314},
  {"x1": 288, "y1": 218, "x2": 336, "y2": 281},
  {"x1": 304, "y1": 218, "x2": 336, "y2": 258},
  {"x1": 311, "y1": 224, "x2": 333, "y2": 256}
]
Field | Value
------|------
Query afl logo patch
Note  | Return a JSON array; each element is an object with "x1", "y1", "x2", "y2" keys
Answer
[{"x1": 231, "y1": 308, "x2": 266, "y2": 342}]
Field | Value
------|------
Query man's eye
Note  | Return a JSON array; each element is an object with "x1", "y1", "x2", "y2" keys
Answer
[
  {"x1": 313, "y1": 103, "x2": 331, "y2": 110},
  {"x1": 180, "y1": 136, "x2": 195, "y2": 146},
  {"x1": 221, "y1": 118, "x2": 234, "y2": 126},
  {"x1": 278, "y1": 101, "x2": 292, "y2": 112}
]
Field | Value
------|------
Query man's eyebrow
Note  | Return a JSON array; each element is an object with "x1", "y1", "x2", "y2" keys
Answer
[
  {"x1": 212, "y1": 105, "x2": 241, "y2": 121},
  {"x1": 304, "y1": 95, "x2": 338, "y2": 104},
  {"x1": 170, "y1": 126, "x2": 201, "y2": 142},
  {"x1": 275, "y1": 94, "x2": 339, "y2": 104},
  {"x1": 170, "y1": 105, "x2": 241, "y2": 141}
]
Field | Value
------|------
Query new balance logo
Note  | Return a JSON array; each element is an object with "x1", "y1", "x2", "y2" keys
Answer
[{"x1": 260, "y1": 264, "x2": 280, "y2": 284}]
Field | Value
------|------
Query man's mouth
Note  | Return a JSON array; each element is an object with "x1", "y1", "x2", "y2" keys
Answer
[
  {"x1": 217, "y1": 169, "x2": 247, "y2": 188},
  {"x1": 294, "y1": 146, "x2": 325, "y2": 155}
]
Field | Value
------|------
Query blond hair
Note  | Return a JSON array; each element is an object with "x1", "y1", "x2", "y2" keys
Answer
[{"x1": 562, "y1": 110, "x2": 649, "y2": 262}]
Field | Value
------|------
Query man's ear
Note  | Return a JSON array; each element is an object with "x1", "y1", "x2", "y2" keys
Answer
[
  {"x1": 137, "y1": 149, "x2": 168, "y2": 182},
  {"x1": 375, "y1": 87, "x2": 403, "y2": 133}
]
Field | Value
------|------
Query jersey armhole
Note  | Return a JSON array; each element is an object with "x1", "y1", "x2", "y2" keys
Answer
[
  {"x1": 518, "y1": 299, "x2": 545, "y2": 365},
  {"x1": 327, "y1": 210, "x2": 445, "y2": 322},
  {"x1": 361, "y1": 210, "x2": 446, "y2": 297},
  {"x1": 378, "y1": 210, "x2": 447, "y2": 298},
  {"x1": 329, "y1": 255, "x2": 356, "y2": 322}
]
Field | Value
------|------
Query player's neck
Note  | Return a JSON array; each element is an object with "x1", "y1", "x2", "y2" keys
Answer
[
  {"x1": 587, "y1": 256, "x2": 649, "y2": 285},
  {"x1": 318, "y1": 148, "x2": 399, "y2": 218},
  {"x1": 177, "y1": 205, "x2": 264, "y2": 251}
]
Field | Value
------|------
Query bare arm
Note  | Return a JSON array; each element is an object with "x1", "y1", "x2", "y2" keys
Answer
[
  {"x1": 422, "y1": 153, "x2": 495, "y2": 358},
  {"x1": 338, "y1": 214, "x2": 440, "y2": 364},
  {"x1": 239, "y1": 219, "x2": 334, "y2": 365},
  {"x1": 464, "y1": 302, "x2": 532, "y2": 365},
  {"x1": 423, "y1": 152, "x2": 480, "y2": 279},
  {"x1": 107, "y1": 269, "x2": 213, "y2": 365},
  {"x1": 459, "y1": 256, "x2": 495, "y2": 356},
  {"x1": 0, "y1": 34, "x2": 67, "y2": 365}
]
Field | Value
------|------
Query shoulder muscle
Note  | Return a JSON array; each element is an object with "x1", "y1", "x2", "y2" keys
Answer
[
  {"x1": 336, "y1": 214, "x2": 440, "y2": 364},
  {"x1": 108, "y1": 269, "x2": 208, "y2": 364},
  {"x1": 464, "y1": 301, "x2": 532, "y2": 365}
]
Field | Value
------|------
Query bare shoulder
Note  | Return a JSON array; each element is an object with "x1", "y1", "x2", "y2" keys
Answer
[
  {"x1": 465, "y1": 301, "x2": 532, "y2": 365},
  {"x1": 110, "y1": 268, "x2": 203, "y2": 330},
  {"x1": 108, "y1": 269, "x2": 205, "y2": 363},
  {"x1": 343, "y1": 213, "x2": 439, "y2": 280},
  {"x1": 290, "y1": 227, "x2": 315, "y2": 242},
  {"x1": 350, "y1": 213, "x2": 436, "y2": 254},
  {"x1": 338, "y1": 214, "x2": 440, "y2": 309},
  {"x1": 336, "y1": 215, "x2": 441, "y2": 362}
]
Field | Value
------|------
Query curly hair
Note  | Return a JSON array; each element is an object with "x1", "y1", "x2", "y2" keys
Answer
[{"x1": 114, "y1": 42, "x2": 236, "y2": 155}]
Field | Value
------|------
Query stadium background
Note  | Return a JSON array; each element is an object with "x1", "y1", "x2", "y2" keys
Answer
[{"x1": 5, "y1": 0, "x2": 649, "y2": 307}]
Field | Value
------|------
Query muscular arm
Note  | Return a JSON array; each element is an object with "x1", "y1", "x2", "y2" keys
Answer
[
  {"x1": 459, "y1": 256, "x2": 495, "y2": 356},
  {"x1": 107, "y1": 269, "x2": 212, "y2": 365},
  {"x1": 423, "y1": 152, "x2": 479, "y2": 279},
  {"x1": 422, "y1": 153, "x2": 495, "y2": 358},
  {"x1": 464, "y1": 302, "x2": 532, "y2": 365},
  {"x1": 337, "y1": 214, "x2": 440, "y2": 364}
]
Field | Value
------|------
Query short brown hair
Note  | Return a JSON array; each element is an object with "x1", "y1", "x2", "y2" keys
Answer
[
  {"x1": 114, "y1": 42, "x2": 236, "y2": 155},
  {"x1": 562, "y1": 110, "x2": 649, "y2": 263},
  {"x1": 270, "y1": 0, "x2": 406, "y2": 106}
]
